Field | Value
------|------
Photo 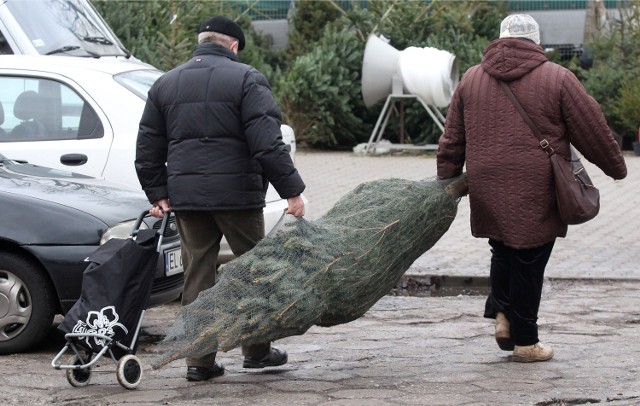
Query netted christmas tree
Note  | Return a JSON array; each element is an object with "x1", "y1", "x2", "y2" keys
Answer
[{"x1": 153, "y1": 174, "x2": 468, "y2": 369}]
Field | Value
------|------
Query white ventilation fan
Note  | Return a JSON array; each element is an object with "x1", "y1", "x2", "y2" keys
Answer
[{"x1": 361, "y1": 34, "x2": 459, "y2": 154}]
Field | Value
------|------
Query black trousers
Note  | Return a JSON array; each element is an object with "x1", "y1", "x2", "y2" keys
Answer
[{"x1": 483, "y1": 238, "x2": 555, "y2": 346}]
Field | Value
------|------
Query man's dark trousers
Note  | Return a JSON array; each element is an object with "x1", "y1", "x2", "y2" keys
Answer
[{"x1": 175, "y1": 209, "x2": 271, "y2": 368}]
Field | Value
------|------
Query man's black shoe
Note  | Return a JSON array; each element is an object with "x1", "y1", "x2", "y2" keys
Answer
[
  {"x1": 243, "y1": 347, "x2": 288, "y2": 369},
  {"x1": 186, "y1": 363, "x2": 225, "y2": 381}
]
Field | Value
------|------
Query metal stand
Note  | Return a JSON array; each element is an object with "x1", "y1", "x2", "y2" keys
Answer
[{"x1": 364, "y1": 94, "x2": 446, "y2": 155}]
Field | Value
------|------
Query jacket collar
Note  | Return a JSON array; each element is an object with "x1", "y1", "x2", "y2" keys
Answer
[{"x1": 193, "y1": 43, "x2": 239, "y2": 62}]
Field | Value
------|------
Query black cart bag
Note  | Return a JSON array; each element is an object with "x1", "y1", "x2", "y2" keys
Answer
[{"x1": 58, "y1": 213, "x2": 165, "y2": 358}]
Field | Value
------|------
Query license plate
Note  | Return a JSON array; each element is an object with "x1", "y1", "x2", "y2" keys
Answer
[{"x1": 165, "y1": 248, "x2": 183, "y2": 276}]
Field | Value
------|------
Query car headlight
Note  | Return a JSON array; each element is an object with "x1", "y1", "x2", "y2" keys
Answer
[{"x1": 100, "y1": 220, "x2": 148, "y2": 245}]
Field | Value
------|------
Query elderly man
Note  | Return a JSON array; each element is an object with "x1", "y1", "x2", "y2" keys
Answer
[{"x1": 135, "y1": 16, "x2": 306, "y2": 381}]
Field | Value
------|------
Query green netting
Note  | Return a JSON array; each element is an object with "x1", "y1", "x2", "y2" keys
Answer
[{"x1": 153, "y1": 174, "x2": 468, "y2": 369}]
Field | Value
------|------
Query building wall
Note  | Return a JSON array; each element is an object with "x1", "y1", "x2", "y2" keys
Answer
[{"x1": 250, "y1": 1, "x2": 625, "y2": 49}]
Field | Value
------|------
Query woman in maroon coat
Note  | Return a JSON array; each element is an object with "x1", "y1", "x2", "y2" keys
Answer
[{"x1": 437, "y1": 14, "x2": 627, "y2": 362}]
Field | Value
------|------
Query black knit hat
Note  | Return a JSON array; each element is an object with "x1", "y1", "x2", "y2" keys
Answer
[{"x1": 198, "y1": 16, "x2": 245, "y2": 50}]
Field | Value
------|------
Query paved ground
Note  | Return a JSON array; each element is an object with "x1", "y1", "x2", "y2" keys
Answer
[
  {"x1": 1, "y1": 150, "x2": 638, "y2": 405},
  {"x1": 295, "y1": 149, "x2": 640, "y2": 281}
]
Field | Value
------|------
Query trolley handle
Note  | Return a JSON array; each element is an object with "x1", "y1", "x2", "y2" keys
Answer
[
  {"x1": 131, "y1": 210, "x2": 171, "y2": 252},
  {"x1": 156, "y1": 212, "x2": 169, "y2": 250}
]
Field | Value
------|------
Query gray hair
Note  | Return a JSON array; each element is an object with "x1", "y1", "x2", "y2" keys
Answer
[{"x1": 197, "y1": 31, "x2": 237, "y2": 47}]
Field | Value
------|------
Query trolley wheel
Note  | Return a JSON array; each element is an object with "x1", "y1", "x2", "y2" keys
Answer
[
  {"x1": 65, "y1": 355, "x2": 92, "y2": 387},
  {"x1": 116, "y1": 354, "x2": 143, "y2": 389}
]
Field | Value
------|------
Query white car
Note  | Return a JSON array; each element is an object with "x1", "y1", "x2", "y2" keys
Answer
[
  {"x1": 0, "y1": 55, "x2": 302, "y2": 262},
  {"x1": 0, "y1": 0, "x2": 134, "y2": 60}
]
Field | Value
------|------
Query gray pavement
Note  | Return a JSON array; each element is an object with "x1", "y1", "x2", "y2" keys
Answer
[
  {"x1": 1, "y1": 151, "x2": 639, "y2": 405},
  {"x1": 295, "y1": 149, "x2": 640, "y2": 281}
]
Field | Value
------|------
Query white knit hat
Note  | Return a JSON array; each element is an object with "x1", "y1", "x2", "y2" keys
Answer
[{"x1": 499, "y1": 14, "x2": 540, "y2": 44}]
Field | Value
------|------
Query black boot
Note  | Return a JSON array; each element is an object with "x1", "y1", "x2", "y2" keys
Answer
[{"x1": 243, "y1": 347, "x2": 288, "y2": 369}]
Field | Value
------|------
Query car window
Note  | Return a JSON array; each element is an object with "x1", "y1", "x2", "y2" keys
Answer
[
  {"x1": 0, "y1": 76, "x2": 103, "y2": 142},
  {"x1": 114, "y1": 69, "x2": 163, "y2": 101},
  {"x1": 3, "y1": 0, "x2": 128, "y2": 58},
  {"x1": 0, "y1": 30, "x2": 13, "y2": 55}
]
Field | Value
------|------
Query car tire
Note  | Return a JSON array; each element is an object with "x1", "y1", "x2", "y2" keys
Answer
[{"x1": 0, "y1": 252, "x2": 57, "y2": 354}]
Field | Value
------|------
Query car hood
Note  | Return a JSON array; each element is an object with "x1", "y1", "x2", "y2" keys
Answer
[{"x1": 0, "y1": 160, "x2": 149, "y2": 225}]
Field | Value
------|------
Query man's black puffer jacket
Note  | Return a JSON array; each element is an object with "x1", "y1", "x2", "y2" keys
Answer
[{"x1": 135, "y1": 43, "x2": 305, "y2": 211}]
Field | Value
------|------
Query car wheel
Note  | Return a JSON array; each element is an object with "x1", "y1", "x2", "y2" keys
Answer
[{"x1": 0, "y1": 252, "x2": 57, "y2": 354}]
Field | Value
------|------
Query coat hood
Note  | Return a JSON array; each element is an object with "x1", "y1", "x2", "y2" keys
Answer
[{"x1": 481, "y1": 38, "x2": 547, "y2": 82}]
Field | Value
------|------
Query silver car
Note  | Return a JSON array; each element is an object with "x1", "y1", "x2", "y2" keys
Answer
[{"x1": 0, "y1": 152, "x2": 183, "y2": 354}]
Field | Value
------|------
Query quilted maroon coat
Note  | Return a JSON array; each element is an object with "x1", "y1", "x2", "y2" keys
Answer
[{"x1": 437, "y1": 38, "x2": 627, "y2": 249}]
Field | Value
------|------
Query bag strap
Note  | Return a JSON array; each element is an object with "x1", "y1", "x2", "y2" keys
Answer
[{"x1": 499, "y1": 81, "x2": 556, "y2": 156}]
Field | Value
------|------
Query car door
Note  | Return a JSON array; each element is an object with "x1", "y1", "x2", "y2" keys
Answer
[{"x1": 0, "y1": 70, "x2": 113, "y2": 178}]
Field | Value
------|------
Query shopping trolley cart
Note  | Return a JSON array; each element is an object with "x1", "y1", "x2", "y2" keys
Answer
[{"x1": 52, "y1": 211, "x2": 169, "y2": 389}]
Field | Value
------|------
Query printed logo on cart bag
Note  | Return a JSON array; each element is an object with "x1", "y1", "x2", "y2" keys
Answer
[{"x1": 72, "y1": 305, "x2": 128, "y2": 347}]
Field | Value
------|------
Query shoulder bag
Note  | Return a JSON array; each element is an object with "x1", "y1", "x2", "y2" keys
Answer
[{"x1": 499, "y1": 81, "x2": 600, "y2": 225}]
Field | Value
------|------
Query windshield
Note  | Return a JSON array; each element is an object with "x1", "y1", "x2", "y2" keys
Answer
[
  {"x1": 5, "y1": 0, "x2": 129, "y2": 58},
  {"x1": 114, "y1": 69, "x2": 163, "y2": 101}
]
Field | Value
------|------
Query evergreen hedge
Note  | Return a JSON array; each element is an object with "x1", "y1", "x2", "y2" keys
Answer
[{"x1": 91, "y1": 0, "x2": 639, "y2": 150}]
